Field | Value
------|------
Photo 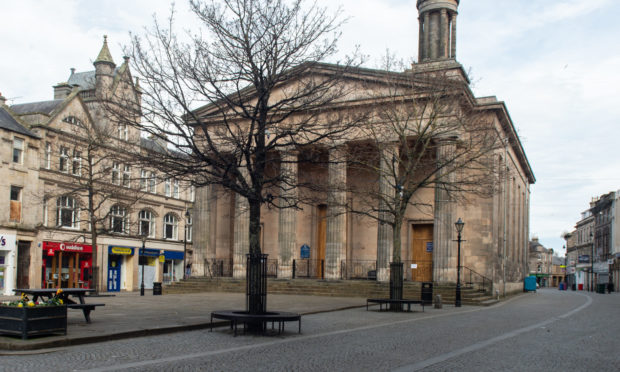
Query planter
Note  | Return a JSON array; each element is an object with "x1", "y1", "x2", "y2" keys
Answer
[{"x1": 0, "y1": 306, "x2": 67, "y2": 340}]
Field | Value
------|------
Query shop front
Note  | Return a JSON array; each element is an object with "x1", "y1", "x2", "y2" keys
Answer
[
  {"x1": 0, "y1": 233, "x2": 17, "y2": 295},
  {"x1": 42, "y1": 241, "x2": 92, "y2": 289},
  {"x1": 108, "y1": 246, "x2": 135, "y2": 292},
  {"x1": 163, "y1": 250, "x2": 184, "y2": 284},
  {"x1": 138, "y1": 248, "x2": 184, "y2": 290}
]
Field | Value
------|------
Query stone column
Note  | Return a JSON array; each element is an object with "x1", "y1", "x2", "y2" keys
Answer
[
  {"x1": 233, "y1": 168, "x2": 250, "y2": 279},
  {"x1": 325, "y1": 147, "x2": 347, "y2": 280},
  {"x1": 376, "y1": 147, "x2": 397, "y2": 282},
  {"x1": 433, "y1": 137, "x2": 457, "y2": 283},
  {"x1": 430, "y1": 11, "x2": 439, "y2": 60},
  {"x1": 418, "y1": 16, "x2": 425, "y2": 62},
  {"x1": 278, "y1": 150, "x2": 298, "y2": 279},
  {"x1": 440, "y1": 9, "x2": 449, "y2": 59},
  {"x1": 450, "y1": 12, "x2": 457, "y2": 59},
  {"x1": 424, "y1": 12, "x2": 431, "y2": 61},
  {"x1": 192, "y1": 185, "x2": 211, "y2": 276}
]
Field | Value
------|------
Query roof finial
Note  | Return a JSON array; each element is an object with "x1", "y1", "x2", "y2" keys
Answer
[{"x1": 94, "y1": 35, "x2": 115, "y2": 66}]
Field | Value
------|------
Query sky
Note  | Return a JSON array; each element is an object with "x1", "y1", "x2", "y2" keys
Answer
[{"x1": 1, "y1": 0, "x2": 619, "y2": 255}]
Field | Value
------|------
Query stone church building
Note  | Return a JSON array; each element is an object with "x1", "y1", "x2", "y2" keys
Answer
[{"x1": 191, "y1": 0, "x2": 535, "y2": 295}]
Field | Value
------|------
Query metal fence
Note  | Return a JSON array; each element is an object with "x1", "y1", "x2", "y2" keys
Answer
[
  {"x1": 266, "y1": 259, "x2": 278, "y2": 278},
  {"x1": 292, "y1": 259, "x2": 324, "y2": 279},
  {"x1": 340, "y1": 260, "x2": 377, "y2": 280},
  {"x1": 205, "y1": 259, "x2": 234, "y2": 278}
]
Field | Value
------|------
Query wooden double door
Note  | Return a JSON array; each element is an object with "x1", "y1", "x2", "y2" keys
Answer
[{"x1": 411, "y1": 224, "x2": 433, "y2": 282}]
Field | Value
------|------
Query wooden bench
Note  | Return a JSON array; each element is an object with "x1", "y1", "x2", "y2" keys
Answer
[
  {"x1": 366, "y1": 298, "x2": 425, "y2": 312},
  {"x1": 66, "y1": 303, "x2": 105, "y2": 323}
]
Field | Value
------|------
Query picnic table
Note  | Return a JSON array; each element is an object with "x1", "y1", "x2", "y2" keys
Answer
[{"x1": 13, "y1": 288, "x2": 104, "y2": 323}]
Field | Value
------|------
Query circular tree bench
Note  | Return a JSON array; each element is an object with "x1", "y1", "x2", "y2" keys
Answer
[{"x1": 210, "y1": 310, "x2": 301, "y2": 336}]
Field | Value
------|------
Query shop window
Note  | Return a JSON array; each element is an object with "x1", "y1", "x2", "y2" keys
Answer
[
  {"x1": 110, "y1": 205, "x2": 127, "y2": 233},
  {"x1": 10, "y1": 186, "x2": 22, "y2": 222},
  {"x1": 57, "y1": 196, "x2": 78, "y2": 228},
  {"x1": 139, "y1": 209, "x2": 155, "y2": 238},
  {"x1": 164, "y1": 213, "x2": 178, "y2": 240},
  {"x1": 12, "y1": 137, "x2": 24, "y2": 164}
]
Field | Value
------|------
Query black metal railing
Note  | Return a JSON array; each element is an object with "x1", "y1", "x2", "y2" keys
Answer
[
  {"x1": 206, "y1": 259, "x2": 233, "y2": 278},
  {"x1": 461, "y1": 266, "x2": 492, "y2": 294},
  {"x1": 340, "y1": 260, "x2": 377, "y2": 280},
  {"x1": 266, "y1": 259, "x2": 278, "y2": 278},
  {"x1": 292, "y1": 259, "x2": 324, "y2": 279}
]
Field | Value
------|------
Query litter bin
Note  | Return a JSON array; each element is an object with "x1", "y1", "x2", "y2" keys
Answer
[
  {"x1": 153, "y1": 282, "x2": 162, "y2": 295},
  {"x1": 571, "y1": 284, "x2": 576, "y2": 291},
  {"x1": 421, "y1": 282, "x2": 433, "y2": 305},
  {"x1": 596, "y1": 283, "x2": 606, "y2": 294}
]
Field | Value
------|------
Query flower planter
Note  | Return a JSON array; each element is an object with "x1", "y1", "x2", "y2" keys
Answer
[{"x1": 0, "y1": 306, "x2": 67, "y2": 340}]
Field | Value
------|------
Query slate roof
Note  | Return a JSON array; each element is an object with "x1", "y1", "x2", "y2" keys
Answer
[
  {"x1": 10, "y1": 99, "x2": 64, "y2": 116},
  {"x1": 68, "y1": 71, "x2": 96, "y2": 90},
  {"x1": 0, "y1": 106, "x2": 38, "y2": 138}
]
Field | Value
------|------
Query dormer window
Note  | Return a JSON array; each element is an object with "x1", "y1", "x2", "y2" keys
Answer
[{"x1": 62, "y1": 116, "x2": 83, "y2": 126}]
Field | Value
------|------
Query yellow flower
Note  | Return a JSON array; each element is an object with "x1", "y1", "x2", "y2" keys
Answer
[
  {"x1": 27, "y1": 301, "x2": 35, "y2": 307},
  {"x1": 17, "y1": 303, "x2": 23, "y2": 308},
  {"x1": 56, "y1": 289, "x2": 63, "y2": 295},
  {"x1": 59, "y1": 299, "x2": 63, "y2": 305}
]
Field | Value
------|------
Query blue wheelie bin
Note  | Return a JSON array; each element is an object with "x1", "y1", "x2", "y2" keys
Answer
[{"x1": 524, "y1": 276, "x2": 537, "y2": 292}]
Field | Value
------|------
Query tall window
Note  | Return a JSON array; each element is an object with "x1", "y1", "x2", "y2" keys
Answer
[
  {"x1": 57, "y1": 196, "x2": 77, "y2": 228},
  {"x1": 122, "y1": 165, "x2": 131, "y2": 188},
  {"x1": 140, "y1": 170, "x2": 147, "y2": 191},
  {"x1": 173, "y1": 179, "x2": 179, "y2": 198},
  {"x1": 139, "y1": 210, "x2": 155, "y2": 237},
  {"x1": 149, "y1": 172, "x2": 157, "y2": 193},
  {"x1": 109, "y1": 205, "x2": 127, "y2": 233},
  {"x1": 164, "y1": 179, "x2": 172, "y2": 197},
  {"x1": 12, "y1": 138, "x2": 24, "y2": 164},
  {"x1": 111, "y1": 162, "x2": 120, "y2": 185},
  {"x1": 118, "y1": 124, "x2": 128, "y2": 141},
  {"x1": 43, "y1": 197, "x2": 48, "y2": 227},
  {"x1": 189, "y1": 185, "x2": 195, "y2": 202},
  {"x1": 163, "y1": 213, "x2": 178, "y2": 240},
  {"x1": 45, "y1": 142, "x2": 51, "y2": 169},
  {"x1": 186, "y1": 214, "x2": 192, "y2": 242},
  {"x1": 72, "y1": 150, "x2": 82, "y2": 176},
  {"x1": 59, "y1": 146, "x2": 69, "y2": 172},
  {"x1": 9, "y1": 186, "x2": 22, "y2": 222}
]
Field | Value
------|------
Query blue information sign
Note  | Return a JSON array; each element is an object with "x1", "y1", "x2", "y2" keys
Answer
[
  {"x1": 426, "y1": 242, "x2": 433, "y2": 252},
  {"x1": 300, "y1": 244, "x2": 310, "y2": 259}
]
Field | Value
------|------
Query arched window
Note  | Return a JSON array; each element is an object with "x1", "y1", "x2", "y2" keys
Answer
[
  {"x1": 110, "y1": 205, "x2": 127, "y2": 233},
  {"x1": 139, "y1": 210, "x2": 155, "y2": 238},
  {"x1": 57, "y1": 196, "x2": 77, "y2": 228},
  {"x1": 62, "y1": 116, "x2": 83, "y2": 126},
  {"x1": 163, "y1": 213, "x2": 178, "y2": 240}
]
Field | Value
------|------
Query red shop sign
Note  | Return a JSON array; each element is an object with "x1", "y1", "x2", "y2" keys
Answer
[{"x1": 42, "y1": 241, "x2": 93, "y2": 254}]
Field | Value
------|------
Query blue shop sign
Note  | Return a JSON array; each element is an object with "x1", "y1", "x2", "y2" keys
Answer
[
  {"x1": 139, "y1": 248, "x2": 184, "y2": 259},
  {"x1": 578, "y1": 255, "x2": 590, "y2": 263},
  {"x1": 300, "y1": 244, "x2": 310, "y2": 259}
]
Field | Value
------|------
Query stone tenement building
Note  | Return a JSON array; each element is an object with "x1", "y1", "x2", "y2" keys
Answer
[
  {"x1": 191, "y1": 0, "x2": 535, "y2": 295},
  {"x1": 0, "y1": 38, "x2": 194, "y2": 295}
]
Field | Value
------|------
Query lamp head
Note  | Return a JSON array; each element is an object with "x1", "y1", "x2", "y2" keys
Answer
[{"x1": 455, "y1": 218, "x2": 465, "y2": 233}]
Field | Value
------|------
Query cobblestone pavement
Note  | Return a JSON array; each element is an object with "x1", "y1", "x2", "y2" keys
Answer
[{"x1": 1, "y1": 289, "x2": 618, "y2": 371}]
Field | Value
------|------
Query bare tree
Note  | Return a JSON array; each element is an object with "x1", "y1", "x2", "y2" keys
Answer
[
  {"x1": 107, "y1": 0, "x2": 362, "y2": 315},
  {"x1": 345, "y1": 57, "x2": 503, "y2": 297}
]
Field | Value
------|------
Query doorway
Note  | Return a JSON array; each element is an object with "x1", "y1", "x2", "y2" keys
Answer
[
  {"x1": 411, "y1": 224, "x2": 433, "y2": 282},
  {"x1": 316, "y1": 204, "x2": 327, "y2": 277},
  {"x1": 17, "y1": 241, "x2": 30, "y2": 288}
]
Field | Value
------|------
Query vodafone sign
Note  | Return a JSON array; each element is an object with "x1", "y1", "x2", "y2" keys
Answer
[{"x1": 42, "y1": 241, "x2": 93, "y2": 254}]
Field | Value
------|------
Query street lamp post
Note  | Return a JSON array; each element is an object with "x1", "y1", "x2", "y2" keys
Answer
[
  {"x1": 590, "y1": 231, "x2": 594, "y2": 292},
  {"x1": 140, "y1": 234, "x2": 146, "y2": 296},
  {"x1": 454, "y1": 218, "x2": 465, "y2": 307},
  {"x1": 183, "y1": 210, "x2": 190, "y2": 280}
]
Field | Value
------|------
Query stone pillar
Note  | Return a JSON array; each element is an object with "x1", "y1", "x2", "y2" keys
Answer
[
  {"x1": 376, "y1": 147, "x2": 397, "y2": 282},
  {"x1": 429, "y1": 11, "x2": 439, "y2": 60},
  {"x1": 233, "y1": 168, "x2": 250, "y2": 279},
  {"x1": 423, "y1": 12, "x2": 431, "y2": 61},
  {"x1": 440, "y1": 9, "x2": 449, "y2": 59},
  {"x1": 325, "y1": 147, "x2": 347, "y2": 280},
  {"x1": 192, "y1": 185, "x2": 211, "y2": 276},
  {"x1": 418, "y1": 16, "x2": 425, "y2": 62},
  {"x1": 278, "y1": 151, "x2": 298, "y2": 279},
  {"x1": 433, "y1": 137, "x2": 457, "y2": 283},
  {"x1": 450, "y1": 12, "x2": 457, "y2": 59}
]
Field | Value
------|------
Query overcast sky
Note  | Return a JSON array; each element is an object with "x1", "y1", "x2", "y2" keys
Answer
[{"x1": 2, "y1": 0, "x2": 619, "y2": 255}]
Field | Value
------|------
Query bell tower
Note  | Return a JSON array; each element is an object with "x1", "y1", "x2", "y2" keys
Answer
[{"x1": 417, "y1": 0, "x2": 459, "y2": 62}]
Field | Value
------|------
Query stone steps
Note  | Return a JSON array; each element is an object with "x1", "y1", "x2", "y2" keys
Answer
[{"x1": 164, "y1": 277, "x2": 494, "y2": 306}]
